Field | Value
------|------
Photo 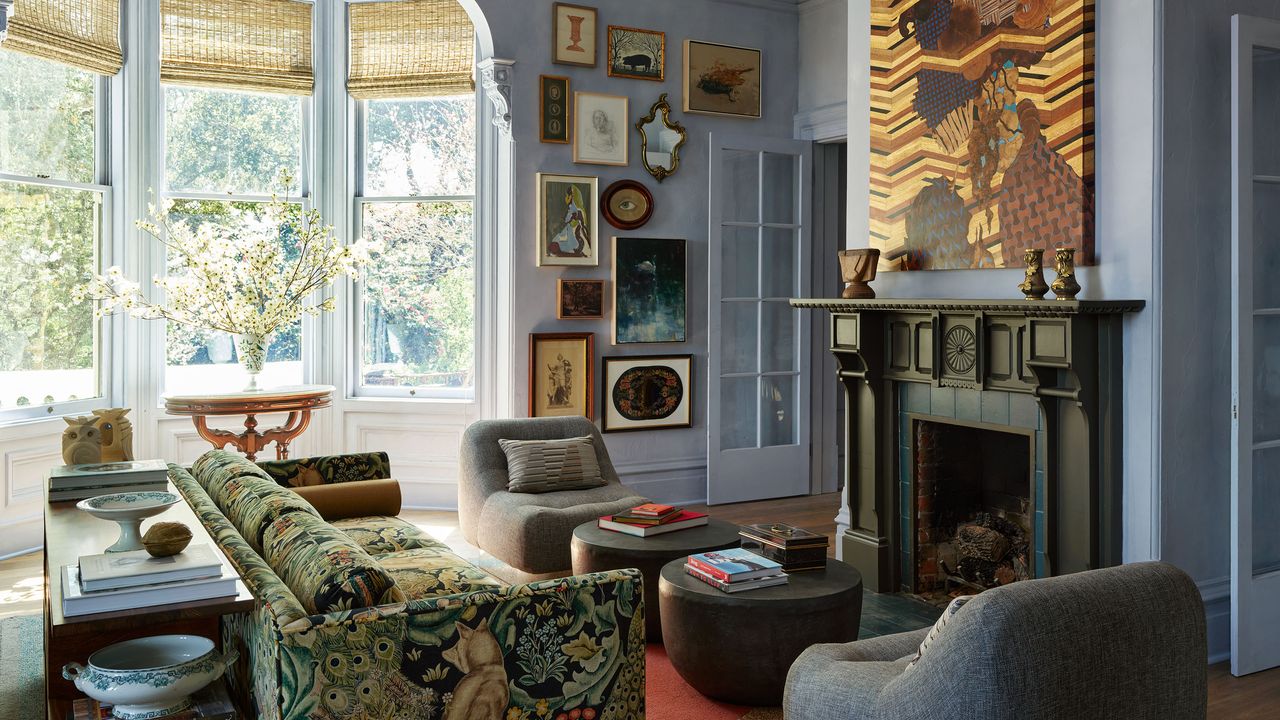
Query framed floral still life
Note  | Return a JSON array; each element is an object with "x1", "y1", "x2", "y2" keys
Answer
[
  {"x1": 683, "y1": 39, "x2": 762, "y2": 119},
  {"x1": 573, "y1": 91, "x2": 629, "y2": 166},
  {"x1": 557, "y1": 279, "x2": 606, "y2": 320},
  {"x1": 602, "y1": 354, "x2": 693, "y2": 432},
  {"x1": 553, "y1": 3, "x2": 597, "y2": 67},
  {"x1": 530, "y1": 333, "x2": 595, "y2": 419},
  {"x1": 537, "y1": 173, "x2": 599, "y2": 266}
]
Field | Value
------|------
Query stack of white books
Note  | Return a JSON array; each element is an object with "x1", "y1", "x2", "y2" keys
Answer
[
  {"x1": 48, "y1": 459, "x2": 170, "y2": 502},
  {"x1": 63, "y1": 544, "x2": 236, "y2": 617}
]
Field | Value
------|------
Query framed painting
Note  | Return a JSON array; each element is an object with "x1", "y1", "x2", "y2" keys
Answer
[
  {"x1": 602, "y1": 354, "x2": 693, "y2": 432},
  {"x1": 552, "y1": 3, "x2": 597, "y2": 67},
  {"x1": 607, "y1": 25, "x2": 665, "y2": 81},
  {"x1": 537, "y1": 173, "x2": 598, "y2": 267},
  {"x1": 869, "y1": 0, "x2": 1095, "y2": 270},
  {"x1": 530, "y1": 332, "x2": 594, "y2": 419},
  {"x1": 557, "y1": 279, "x2": 605, "y2": 320},
  {"x1": 683, "y1": 40, "x2": 761, "y2": 118},
  {"x1": 539, "y1": 75, "x2": 570, "y2": 144},
  {"x1": 612, "y1": 236, "x2": 686, "y2": 344},
  {"x1": 573, "y1": 92, "x2": 629, "y2": 166}
]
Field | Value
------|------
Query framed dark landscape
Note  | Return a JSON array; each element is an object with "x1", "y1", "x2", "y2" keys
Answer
[
  {"x1": 602, "y1": 354, "x2": 693, "y2": 432},
  {"x1": 612, "y1": 236, "x2": 686, "y2": 344},
  {"x1": 557, "y1": 279, "x2": 605, "y2": 320}
]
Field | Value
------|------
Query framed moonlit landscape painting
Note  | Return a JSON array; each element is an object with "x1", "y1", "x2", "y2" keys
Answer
[
  {"x1": 537, "y1": 173, "x2": 598, "y2": 266},
  {"x1": 612, "y1": 237, "x2": 686, "y2": 344}
]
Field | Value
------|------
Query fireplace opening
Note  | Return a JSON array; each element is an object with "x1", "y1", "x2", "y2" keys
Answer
[{"x1": 911, "y1": 418, "x2": 1033, "y2": 604}]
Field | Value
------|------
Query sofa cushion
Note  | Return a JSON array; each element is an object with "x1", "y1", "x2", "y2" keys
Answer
[
  {"x1": 256, "y1": 452, "x2": 392, "y2": 487},
  {"x1": 374, "y1": 547, "x2": 504, "y2": 600},
  {"x1": 905, "y1": 594, "x2": 974, "y2": 671},
  {"x1": 193, "y1": 449, "x2": 276, "y2": 507},
  {"x1": 332, "y1": 515, "x2": 449, "y2": 555},
  {"x1": 224, "y1": 476, "x2": 321, "y2": 553},
  {"x1": 263, "y1": 512, "x2": 398, "y2": 615},
  {"x1": 497, "y1": 435, "x2": 606, "y2": 493}
]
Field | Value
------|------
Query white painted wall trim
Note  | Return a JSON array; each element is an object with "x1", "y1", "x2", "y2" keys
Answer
[
  {"x1": 794, "y1": 101, "x2": 848, "y2": 142},
  {"x1": 1200, "y1": 575, "x2": 1231, "y2": 664},
  {"x1": 713, "y1": 0, "x2": 800, "y2": 14},
  {"x1": 615, "y1": 456, "x2": 708, "y2": 506}
]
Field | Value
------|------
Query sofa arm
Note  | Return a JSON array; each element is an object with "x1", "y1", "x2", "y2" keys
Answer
[
  {"x1": 783, "y1": 630, "x2": 928, "y2": 720},
  {"x1": 275, "y1": 569, "x2": 645, "y2": 720},
  {"x1": 256, "y1": 452, "x2": 391, "y2": 487}
]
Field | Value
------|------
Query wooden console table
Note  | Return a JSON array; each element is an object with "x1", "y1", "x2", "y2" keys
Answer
[{"x1": 163, "y1": 385, "x2": 334, "y2": 461}]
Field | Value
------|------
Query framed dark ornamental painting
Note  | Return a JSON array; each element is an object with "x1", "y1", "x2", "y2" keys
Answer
[
  {"x1": 870, "y1": 0, "x2": 1095, "y2": 271},
  {"x1": 602, "y1": 354, "x2": 693, "y2": 432},
  {"x1": 530, "y1": 333, "x2": 594, "y2": 419}
]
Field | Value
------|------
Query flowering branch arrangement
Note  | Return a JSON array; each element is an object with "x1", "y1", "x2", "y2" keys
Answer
[{"x1": 73, "y1": 171, "x2": 376, "y2": 340}]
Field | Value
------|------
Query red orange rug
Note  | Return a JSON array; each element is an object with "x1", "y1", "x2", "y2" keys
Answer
[{"x1": 644, "y1": 644, "x2": 783, "y2": 720}]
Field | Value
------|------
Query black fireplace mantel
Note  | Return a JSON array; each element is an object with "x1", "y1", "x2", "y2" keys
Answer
[{"x1": 791, "y1": 297, "x2": 1145, "y2": 593}]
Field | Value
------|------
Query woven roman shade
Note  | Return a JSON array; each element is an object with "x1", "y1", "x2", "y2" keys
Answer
[
  {"x1": 348, "y1": 0, "x2": 475, "y2": 100},
  {"x1": 161, "y1": 0, "x2": 313, "y2": 96},
  {"x1": 1, "y1": 0, "x2": 122, "y2": 75}
]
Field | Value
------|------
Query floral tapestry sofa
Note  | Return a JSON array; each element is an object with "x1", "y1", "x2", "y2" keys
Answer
[{"x1": 170, "y1": 449, "x2": 645, "y2": 720}]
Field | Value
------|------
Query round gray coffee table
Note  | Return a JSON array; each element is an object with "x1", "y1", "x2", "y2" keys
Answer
[
  {"x1": 570, "y1": 518, "x2": 741, "y2": 641},
  {"x1": 658, "y1": 557, "x2": 863, "y2": 706}
]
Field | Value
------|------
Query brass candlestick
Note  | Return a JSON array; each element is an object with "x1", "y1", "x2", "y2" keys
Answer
[
  {"x1": 1050, "y1": 247, "x2": 1081, "y2": 300},
  {"x1": 1018, "y1": 248, "x2": 1049, "y2": 300}
]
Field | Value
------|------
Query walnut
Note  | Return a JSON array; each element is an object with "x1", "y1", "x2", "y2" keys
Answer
[{"x1": 142, "y1": 521, "x2": 193, "y2": 557}]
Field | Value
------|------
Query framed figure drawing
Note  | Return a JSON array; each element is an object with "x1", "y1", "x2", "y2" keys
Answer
[
  {"x1": 683, "y1": 40, "x2": 762, "y2": 119},
  {"x1": 552, "y1": 3, "x2": 597, "y2": 67},
  {"x1": 573, "y1": 92, "x2": 629, "y2": 166},
  {"x1": 539, "y1": 75, "x2": 570, "y2": 144},
  {"x1": 530, "y1": 333, "x2": 594, "y2": 419},
  {"x1": 612, "y1": 237, "x2": 686, "y2": 344},
  {"x1": 537, "y1": 173, "x2": 598, "y2": 266},
  {"x1": 602, "y1": 354, "x2": 693, "y2": 432},
  {"x1": 557, "y1": 279, "x2": 605, "y2": 319},
  {"x1": 607, "y1": 26, "x2": 665, "y2": 81}
]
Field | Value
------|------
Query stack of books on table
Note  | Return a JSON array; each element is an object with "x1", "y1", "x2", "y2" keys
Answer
[
  {"x1": 62, "y1": 543, "x2": 236, "y2": 617},
  {"x1": 598, "y1": 503, "x2": 709, "y2": 537},
  {"x1": 685, "y1": 548, "x2": 789, "y2": 593},
  {"x1": 47, "y1": 459, "x2": 169, "y2": 502}
]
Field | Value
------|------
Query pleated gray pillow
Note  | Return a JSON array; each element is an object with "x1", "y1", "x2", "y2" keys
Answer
[{"x1": 498, "y1": 435, "x2": 606, "y2": 493}]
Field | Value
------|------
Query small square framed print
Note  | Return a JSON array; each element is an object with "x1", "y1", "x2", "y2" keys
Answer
[
  {"x1": 540, "y1": 75, "x2": 570, "y2": 144},
  {"x1": 558, "y1": 279, "x2": 605, "y2": 320},
  {"x1": 602, "y1": 354, "x2": 693, "y2": 432},
  {"x1": 530, "y1": 332, "x2": 594, "y2": 419},
  {"x1": 553, "y1": 3, "x2": 597, "y2": 67},
  {"x1": 574, "y1": 92, "x2": 629, "y2": 166}
]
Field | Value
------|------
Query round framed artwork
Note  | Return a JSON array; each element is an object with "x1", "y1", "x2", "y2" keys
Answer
[{"x1": 601, "y1": 179, "x2": 654, "y2": 230}]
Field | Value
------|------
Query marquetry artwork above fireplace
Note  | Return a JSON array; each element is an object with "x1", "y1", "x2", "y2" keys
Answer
[{"x1": 790, "y1": 298, "x2": 1143, "y2": 594}]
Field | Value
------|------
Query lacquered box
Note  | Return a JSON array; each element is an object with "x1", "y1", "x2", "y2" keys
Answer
[{"x1": 739, "y1": 522, "x2": 829, "y2": 572}]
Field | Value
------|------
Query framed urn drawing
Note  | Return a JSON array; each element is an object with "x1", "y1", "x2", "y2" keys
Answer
[
  {"x1": 683, "y1": 40, "x2": 762, "y2": 118},
  {"x1": 530, "y1": 333, "x2": 594, "y2": 419},
  {"x1": 573, "y1": 92, "x2": 629, "y2": 166},
  {"x1": 557, "y1": 279, "x2": 605, "y2": 320},
  {"x1": 552, "y1": 3, "x2": 597, "y2": 67},
  {"x1": 537, "y1": 173, "x2": 598, "y2": 266},
  {"x1": 613, "y1": 236, "x2": 686, "y2": 344},
  {"x1": 602, "y1": 354, "x2": 693, "y2": 432}
]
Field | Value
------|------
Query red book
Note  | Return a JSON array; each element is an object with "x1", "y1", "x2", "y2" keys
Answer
[
  {"x1": 598, "y1": 510, "x2": 709, "y2": 537},
  {"x1": 629, "y1": 503, "x2": 676, "y2": 516}
]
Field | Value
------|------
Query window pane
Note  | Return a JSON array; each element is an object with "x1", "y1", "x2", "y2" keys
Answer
[
  {"x1": 163, "y1": 200, "x2": 303, "y2": 394},
  {"x1": 364, "y1": 96, "x2": 475, "y2": 196},
  {"x1": 0, "y1": 182, "x2": 100, "y2": 408},
  {"x1": 0, "y1": 49, "x2": 95, "y2": 183},
  {"x1": 361, "y1": 201, "x2": 474, "y2": 394},
  {"x1": 164, "y1": 88, "x2": 303, "y2": 196}
]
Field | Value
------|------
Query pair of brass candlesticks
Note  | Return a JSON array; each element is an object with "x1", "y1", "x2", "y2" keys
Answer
[{"x1": 1018, "y1": 247, "x2": 1080, "y2": 300}]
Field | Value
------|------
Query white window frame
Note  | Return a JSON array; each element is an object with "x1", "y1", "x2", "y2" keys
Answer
[
  {"x1": 349, "y1": 92, "x2": 481, "y2": 402},
  {"x1": 0, "y1": 64, "x2": 114, "y2": 424}
]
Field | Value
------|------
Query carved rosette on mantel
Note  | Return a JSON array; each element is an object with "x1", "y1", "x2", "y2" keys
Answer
[{"x1": 790, "y1": 297, "x2": 1143, "y2": 593}]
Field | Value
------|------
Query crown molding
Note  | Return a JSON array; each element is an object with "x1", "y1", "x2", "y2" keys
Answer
[{"x1": 711, "y1": 0, "x2": 801, "y2": 14}]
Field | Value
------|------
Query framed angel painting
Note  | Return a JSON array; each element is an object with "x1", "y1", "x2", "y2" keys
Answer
[{"x1": 537, "y1": 173, "x2": 599, "y2": 266}]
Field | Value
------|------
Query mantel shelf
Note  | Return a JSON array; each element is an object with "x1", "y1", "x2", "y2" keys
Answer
[{"x1": 789, "y1": 297, "x2": 1145, "y2": 316}]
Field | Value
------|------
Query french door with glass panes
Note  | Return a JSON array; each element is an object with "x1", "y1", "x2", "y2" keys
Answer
[
  {"x1": 1231, "y1": 13, "x2": 1280, "y2": 677},
  {"x1": 707, "y1": 134, "x2": 813, "y2": 504}
]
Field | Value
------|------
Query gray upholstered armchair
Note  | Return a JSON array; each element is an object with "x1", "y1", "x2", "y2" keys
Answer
[
  {"x1": 784, "y1": 562, "x2": 1207, "y2": 720},
  {"x1": 458, "y1": 416, "x2": 647, "y2": 578}
]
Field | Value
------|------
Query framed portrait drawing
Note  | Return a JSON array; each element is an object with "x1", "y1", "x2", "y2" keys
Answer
[
  {"x1": 552, "y1": 3, "x2": 597, "y2": 67},
  {"x1": 573, "y1": 92, "x2": 629, "y2": 166},
  {"x1": 557, "y1": 279, "x2": 605, "y2": 320},
  {"x1": 602, "y1": 354, "x2": 693, "y2": 432},
  {"x1": 683, "y1": 40, "x2": 762, "y2": 119},
  {"x1": 537, "y1": 173, "x2": 598, "y2": 267},
  {"x1": 607, "y1": 26, "x2": 665, "y2": 81},
  {"x1": 530, "y1": 333, "x2": 594, "y2": 419},
  {"x1": 539, "y1": 75, "x2": 570, "y2": 144},
  {"x1": 612, "y1": 236, "x2": 686, "y2": 344}
]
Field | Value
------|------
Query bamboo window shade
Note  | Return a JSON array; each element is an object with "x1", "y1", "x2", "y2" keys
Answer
[
  {"x1": 0, "y1": 0, "x2": 122, "y2": 75},
  {"x1": 348, "y1": 0, "x2": 475, "y2": 100},
  {"x1": 161, "y1": 0, "x2": 313, "y2": 96}
]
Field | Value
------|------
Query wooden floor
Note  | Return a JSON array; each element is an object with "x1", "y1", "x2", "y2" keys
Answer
[{"x1": 5, "y1": 491, "x2": 1278, "y2": 717}]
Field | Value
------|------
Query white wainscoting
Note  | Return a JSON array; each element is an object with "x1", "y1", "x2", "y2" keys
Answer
[
  {"x1": 344, "y1": 403, "x2": 479, "y2": 509},
  {"x1": 613, "y1": 455, "x2": 708, "y2": 506},
  {"x1": 0, "y1": 418, "x2": 69, "y2": 557}
]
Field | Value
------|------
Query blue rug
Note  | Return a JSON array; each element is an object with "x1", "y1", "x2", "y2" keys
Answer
[{"x1": 0, "y1": 614, "x2": 44, "y2": 719}]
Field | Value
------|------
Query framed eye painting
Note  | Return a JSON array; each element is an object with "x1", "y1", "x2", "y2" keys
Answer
[
  {"x1": 537, "y1": 173, "x2": 598, "y2": 267},
  {"x1": 602, "y1": 354, "x2": 693, "y2": 432},
  {"x1": 529, "y1": 332, "x2": 594, "y2": 419}
]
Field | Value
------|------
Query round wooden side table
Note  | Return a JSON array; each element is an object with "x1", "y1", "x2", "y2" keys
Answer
[{"x1": 163, "y1": 384, "x2": 334, "y2": 461}]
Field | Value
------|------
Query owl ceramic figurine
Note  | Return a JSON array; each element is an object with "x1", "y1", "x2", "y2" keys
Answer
[
  {"x1": 61, "y1": 416, "x2": 102, "y2": 466},
  {"x1": 92, "y1": 408, "x2": 134, "y2": 462}
]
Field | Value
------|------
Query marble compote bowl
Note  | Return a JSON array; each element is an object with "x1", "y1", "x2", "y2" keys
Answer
[
  {"x1": 62, "y1": 635, "x2": 237, "y2": 720},
  {"x1": 76, "y1": 491, "x2": 181, "y2": 553}
]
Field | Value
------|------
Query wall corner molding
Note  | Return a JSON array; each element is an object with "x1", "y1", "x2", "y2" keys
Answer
[
  {"x1": 1198, "y1": 575, "x2": 1230, "y2": 664},
  {"x1": 794, "y1": 100, "x2": 847, "y2": 142},
  {"x1": 478, "y1": 58, "x2": 514, "y2": 140}
]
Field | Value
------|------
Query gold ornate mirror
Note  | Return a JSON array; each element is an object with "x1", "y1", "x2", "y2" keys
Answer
[{"x1": 635, "y1": 93, "x2": 686, "y2": 183}]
